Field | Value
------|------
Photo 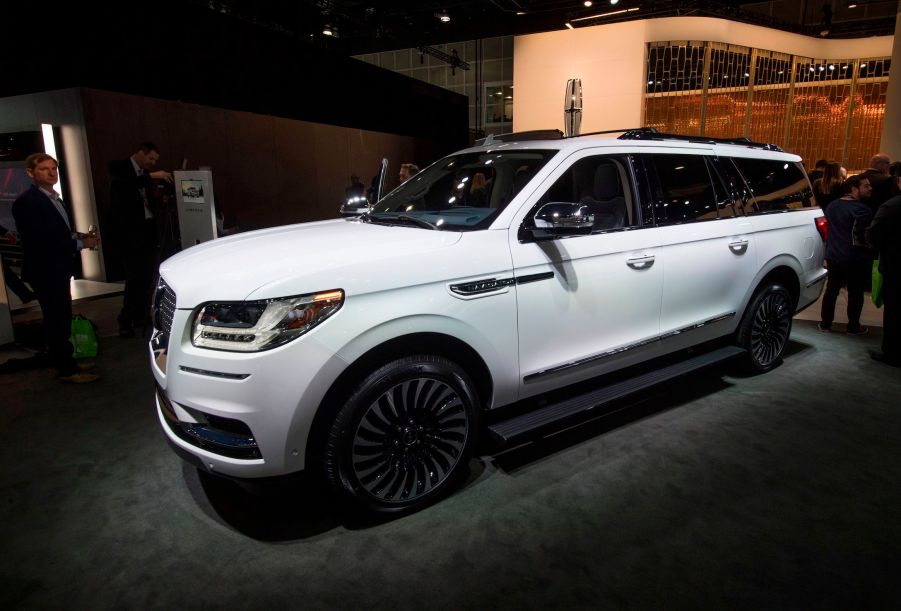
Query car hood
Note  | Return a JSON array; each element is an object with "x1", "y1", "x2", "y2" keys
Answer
[{"x1": 159, "y1": 219, "x2": 463, "y2": 306}]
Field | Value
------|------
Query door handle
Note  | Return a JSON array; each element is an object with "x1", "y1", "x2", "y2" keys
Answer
[
  {"x1": 728, "y1": 239, "x2": 749, "y2": 255},
  {"x1": 626, "y1": 254, "x2": 655, "y2": 270}
]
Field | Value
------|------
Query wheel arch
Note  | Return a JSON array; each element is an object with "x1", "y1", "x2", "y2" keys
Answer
[
  {"x1": 757, "y1": 264, "x2": 800, "y2": 308},
  {"x1": 741, "y1": 257, "x2": 802, "y2": 318},
  {"x1": 305, "y1": 332, "x2": 493, "y2": 465}
]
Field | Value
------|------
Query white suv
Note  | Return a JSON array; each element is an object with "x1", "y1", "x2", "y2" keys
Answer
[{"x1": 151, "y1": 129, "x2": 827, "y2": 515}]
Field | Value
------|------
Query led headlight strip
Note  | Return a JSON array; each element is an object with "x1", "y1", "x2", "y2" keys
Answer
[{"x1": 192, "y1": 290, "x2": 344, "y2": 352}]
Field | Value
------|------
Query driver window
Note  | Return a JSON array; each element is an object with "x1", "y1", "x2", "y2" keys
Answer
[{"x1": 536, "y1": 155, "x2": 635, "y2": 231}]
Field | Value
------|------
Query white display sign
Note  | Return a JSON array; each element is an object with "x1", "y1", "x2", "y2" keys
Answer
[{"x1": 174, "y1": 170, "x2": 217, "y2": 247}]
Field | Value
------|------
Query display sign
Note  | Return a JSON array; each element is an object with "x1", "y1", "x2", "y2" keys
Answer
[{"x1": 173, "y1": 170, "x2": 217, "y2": 247}]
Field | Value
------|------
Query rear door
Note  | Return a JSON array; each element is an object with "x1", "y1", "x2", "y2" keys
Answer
[{"x1": 642, "y1": 151, "x2": 758, "y2": 344}]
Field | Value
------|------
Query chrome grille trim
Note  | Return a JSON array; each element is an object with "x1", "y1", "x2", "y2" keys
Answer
[{"x1": 155, "y1": 279, "x2": 176, "y2": 336}]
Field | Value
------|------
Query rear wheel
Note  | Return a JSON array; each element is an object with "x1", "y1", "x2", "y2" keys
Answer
[
  {"x1": 322, "y1": 355, "x2": 479, "y2": 515},
  {"x1": 736, "y1": 283, "x2": 793, "y2": 373}
]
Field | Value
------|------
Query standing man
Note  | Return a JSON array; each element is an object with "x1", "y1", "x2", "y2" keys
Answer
[
  {"x1": 819, "y1": 175, "x2": 873, "y2": 335},
  {"x1": 866, "y1": 170, "x2": 901, "y2": 367},
  {"x1": 861, "y1": 153, "x2": 892, "y2": 212},
  {"x1": 109, "y1": 142, "x2": 172, "y2": 338},
  {"x1": 12, "y1": 153, "x2": 100, "y2": 383}
]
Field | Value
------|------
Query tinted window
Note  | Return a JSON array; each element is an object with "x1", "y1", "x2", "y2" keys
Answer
[
  {"x1": 370, "y1": 150, "x2": 555, "y2": 230},
  {"x1": 731, "y1": 158, "x2": 813, "y2": 212},
  {"x1": 649, "y1": 154, "x2": 719, "y2": 224},
  {"x1": 531, "y1": 155, "x2": 636, "y2": 232},
  {"x1": 707, "y1": 157, "x2": 746, "y2": 217}
]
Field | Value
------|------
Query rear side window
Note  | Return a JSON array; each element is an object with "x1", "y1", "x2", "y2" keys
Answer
[
  {"x1": 730, "y1": 158, "x2": 813, "y2": 212},
  {"x1": 647, "y1": 154, "x2": 721, "y2": 225}
]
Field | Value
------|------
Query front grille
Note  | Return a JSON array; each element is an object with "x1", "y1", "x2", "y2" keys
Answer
[{"x1": 154, "y1": 279, "x2": 176, "y2": 336}]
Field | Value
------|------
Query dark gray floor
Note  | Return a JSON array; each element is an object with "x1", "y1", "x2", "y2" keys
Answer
[{"x1": 2, "y1": 297, "x2": 900, "y2": 610}]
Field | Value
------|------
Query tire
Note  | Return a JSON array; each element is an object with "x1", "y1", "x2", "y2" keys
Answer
[
  {"x1": 735, "y1": 283, "x2": 793, "y2": 373},
  {"x1": 322, "y1": 355, "x2": 479, "y2": 515}
]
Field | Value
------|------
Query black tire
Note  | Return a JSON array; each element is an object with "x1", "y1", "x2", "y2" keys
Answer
[
  {"x1": 322, "y1": 355, "x2": 479, "y2": 515},
  {"x1": 735, "y1": 283, "x2": 793, "y2": 373}
]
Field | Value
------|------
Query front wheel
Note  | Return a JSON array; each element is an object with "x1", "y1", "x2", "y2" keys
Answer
[
  {"x1": 735, "y1": 283, "x2": 793, "y2": 373},
  {"x1": 322, "y1": 355, "x2": 479, "y2": 515}
]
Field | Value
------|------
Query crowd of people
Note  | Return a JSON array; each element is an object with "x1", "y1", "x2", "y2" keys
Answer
[{"x1": 815, "y1": 153, "x2": 901, "y2": 367}]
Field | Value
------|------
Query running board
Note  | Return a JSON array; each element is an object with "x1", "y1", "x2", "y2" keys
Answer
[{"x1": 488, "y1": 345, "x2": 746, "y2": 445}]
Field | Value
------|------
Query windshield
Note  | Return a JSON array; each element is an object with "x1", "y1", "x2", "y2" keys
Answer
[{"x1": 366, "y1": 149, "x2": 557, "y2": 230}]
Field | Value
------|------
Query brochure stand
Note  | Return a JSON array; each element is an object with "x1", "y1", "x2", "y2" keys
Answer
[{"x1": 173, "y1": 170, "x2": 217, "y2": 248}]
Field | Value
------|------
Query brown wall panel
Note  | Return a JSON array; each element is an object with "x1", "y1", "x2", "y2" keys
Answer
[{"x1": 81, "y1": 88, "x2": 442, "y2": 280}]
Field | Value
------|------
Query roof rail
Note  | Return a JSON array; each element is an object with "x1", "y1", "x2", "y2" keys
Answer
[
  {"x1": 476, "y1": 129, "x2": 564, "y2": 146},
  {"x1": 618, "y1": 129, "x2": 783, "y2": 151},
  {"x1": 569, "y1": 127, "x2": 649, "y2": 138}
]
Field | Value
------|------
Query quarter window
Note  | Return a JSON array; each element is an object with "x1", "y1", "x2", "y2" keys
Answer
[{"x1": 731, "y1": 158, "x2": 813, "y2": 212}]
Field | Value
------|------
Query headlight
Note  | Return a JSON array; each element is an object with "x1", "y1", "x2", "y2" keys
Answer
[{"x1": 191, "y1": 290, "x2": 344, "y2": 352}]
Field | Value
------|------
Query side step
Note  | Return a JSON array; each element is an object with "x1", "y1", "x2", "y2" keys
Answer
[{"x1": 487, "y1": 345, "x2": 746, "y2": 445}]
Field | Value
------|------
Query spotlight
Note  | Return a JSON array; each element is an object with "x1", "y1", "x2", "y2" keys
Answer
[
  {"x1": 584, "y1": 1, "x2": 593, "y2": 6},
  {"x1": 436, "y1": 10, "x2": 450, "y2": 22},
  {"x1": 610, "y1": 0, "x2": 619, "y2": 4},
  {"x1": 322, "y1": 25, "x2": 334, "y2": 36}
]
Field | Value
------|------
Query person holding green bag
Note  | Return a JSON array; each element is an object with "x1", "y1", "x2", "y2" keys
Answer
[
  {"x1": 866, "y1": 170, "x2": 901, "y2": 367},
  {"x1": 11, "y1": 154, "x2": 101, "y2": 383}
]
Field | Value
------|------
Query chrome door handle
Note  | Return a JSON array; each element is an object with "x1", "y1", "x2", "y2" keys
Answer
[
  {"x1": 729, "y1": 239, "x2": 749, "y2": 255},
  {"x1": 626, "y1": 255, "x2": 655, "y2": 270}
]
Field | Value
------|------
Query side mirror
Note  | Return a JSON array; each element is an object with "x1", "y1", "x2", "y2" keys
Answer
[{"x1": 527, "y1": 202, "x2": 594, "y2": 239}]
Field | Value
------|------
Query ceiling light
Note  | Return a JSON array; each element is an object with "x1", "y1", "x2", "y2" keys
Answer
[
  {"x1": 848, "y1": 3, "x2": 857, "y2": 8},
  {"x1": 584, "y1": 1, "x2": 593, "y2": 6},
  {"x1": 436, "y1": 11, "x2": 450, "y2": 22},
  {"x1": 322, "y1": 25, "x2": 334, "y2": 36},
  {"x1": 570, "y1": 6, "x2": 638, "y2": 25},
  {"x1": 610, "y1": 0, "x2": 620, "y2": 4}
]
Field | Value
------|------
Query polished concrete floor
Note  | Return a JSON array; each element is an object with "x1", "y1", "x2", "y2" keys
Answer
[{"x1": 1, "y1": 292, "x2": 900, "y2": 610}]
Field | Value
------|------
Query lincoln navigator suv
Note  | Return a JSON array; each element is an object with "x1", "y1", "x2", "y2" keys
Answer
[{"x1": 151, "y1": 129, "x2": 827, "y2": 515}]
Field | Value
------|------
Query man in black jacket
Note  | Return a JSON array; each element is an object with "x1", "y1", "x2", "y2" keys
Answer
[
  {"x1": 12, "y1": 153, "x2": 100, "y2": 383},
  {"x1": 819, "y1": 175, "x2": 873, "y2": 335},
  {"x1": 866, "y1": 171, "x2": 901, "y2": 367},
  {"x1": 109, "y1": 142, "x2": 172, "y2": 337}
]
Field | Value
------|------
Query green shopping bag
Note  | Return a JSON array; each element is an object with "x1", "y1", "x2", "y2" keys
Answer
[
  {"x1": 70, "y1": 314, "x2": 98, "y2": 359},
  {"x1": 872, "y1": 260, "x2": 884, "y2": 308}
]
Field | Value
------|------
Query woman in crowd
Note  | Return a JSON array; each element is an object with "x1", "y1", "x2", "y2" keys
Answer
[{"x1": 813, "y1": 161, "x2": 845, "y2": 210}]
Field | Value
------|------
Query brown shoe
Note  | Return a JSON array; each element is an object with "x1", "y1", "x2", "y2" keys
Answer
[{"x1": 58, "y1": 372, "x2": 100, "y2": 384}]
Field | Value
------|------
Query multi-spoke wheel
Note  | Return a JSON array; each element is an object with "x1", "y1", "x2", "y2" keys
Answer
[
  {"x1": 323, "y1": 355, "x2": 479, "y2": 515},
  {"x1": 736, "y1": 283, "x2": 793, "y2": 373}
]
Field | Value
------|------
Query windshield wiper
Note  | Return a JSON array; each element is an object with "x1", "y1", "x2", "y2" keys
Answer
[{"x1": 369, "y1": 214, "x2": 439, "y2": 230}]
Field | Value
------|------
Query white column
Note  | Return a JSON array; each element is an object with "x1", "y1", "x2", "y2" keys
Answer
[{"x1": 879, "y1": 2, "x2": 901, "y2": 161}]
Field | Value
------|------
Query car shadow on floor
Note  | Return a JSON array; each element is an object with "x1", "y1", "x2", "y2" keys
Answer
[
  {"x1": 183, "y1": 453, "x2": 490, "y2": 537},
  {"x1": 489, "y1": 367, "x2": 736, "y2": 474},
  {"x1": 184, "y1": 463, "x2": 342, "y2": 540}
]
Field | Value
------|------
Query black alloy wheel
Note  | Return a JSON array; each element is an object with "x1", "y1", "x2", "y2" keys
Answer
[
  {"x1": 737, "y1": 283, "x2": 793, "y2": 373},
  {"x1": 323, "y1": 355, "x2": 478, "y2": 514}
]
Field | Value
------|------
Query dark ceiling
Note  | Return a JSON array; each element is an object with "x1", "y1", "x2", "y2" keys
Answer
[{"x1": 195, "y1": 0, "x2": 898, "y2": 55}]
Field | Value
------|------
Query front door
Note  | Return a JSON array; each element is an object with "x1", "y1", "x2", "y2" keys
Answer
[{"x1": 509, "y1": 151, "x2": 663, "y2": 398}]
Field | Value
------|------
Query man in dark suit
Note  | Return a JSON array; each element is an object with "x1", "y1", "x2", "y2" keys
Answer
[
  {"x1": 861, "y1": 153, "x2": 892, "y2": 213},
  {"x1": 12, "y1": 153, "x2": 100, "y2": 383},
  {"x1": 109, "y1": 142, "x2": 172, "y2": 337},
  {"x1": 867, "y1": 170, "x2": 901, "y2": 367}
]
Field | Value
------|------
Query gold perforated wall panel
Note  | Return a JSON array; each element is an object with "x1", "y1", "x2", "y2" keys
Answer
[{"x1": 644, "y1": 42, "x2": 890, "y2": 171}]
